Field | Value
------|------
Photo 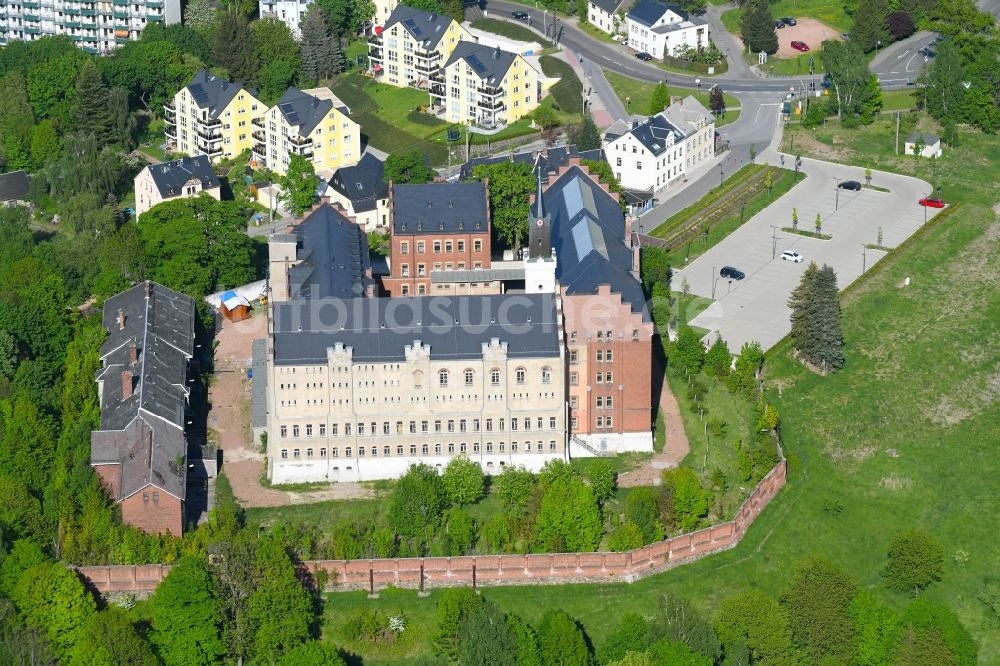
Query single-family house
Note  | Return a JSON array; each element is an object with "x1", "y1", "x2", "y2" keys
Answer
[
  {"x1": 134, "y1": 156, "x2": 222, "y2": 218},
  {"x1": 626, "y1": 0, "x2": 709, "y2": 59}
]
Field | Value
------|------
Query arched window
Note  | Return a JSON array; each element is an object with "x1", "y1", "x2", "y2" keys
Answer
[
  {"x1": 541, "y1": 366, "x2": 552, "y2": 384},
  {"x1": 490, "y1": 368, "x2": 500, "y2": 385},
  {"x1": 515, "y1": 367, "x2": 526, "y2": 384},
  {"x1": 438, "y1": 369, "x2": 448, "y2": 387},
  {"x1": 464, "y1": 368, "x2": 474, "y2": 385},
  {"x1": 413, "y1": 370, "x2": 423, "y2": 388}
]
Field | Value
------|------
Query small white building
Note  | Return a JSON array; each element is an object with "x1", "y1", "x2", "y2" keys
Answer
[
  {"x1": 259, "y1": 0, "x2": 312, "y2": 37},
  {"x1": 587, "y1": 0, "x2": 627, "y2": 36},
  {"x1": 626, "y1": 0, "x2": 709, "y2": 59},
  {"x1": 904, "y1": 132, "x2": 942, "y2": 158}
]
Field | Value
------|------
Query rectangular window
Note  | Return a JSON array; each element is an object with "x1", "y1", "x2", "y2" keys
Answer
[
  {"x1": 550, "y1": 417, "x2": 557, "y2": 429},
  {"x1": 570, "y1": 350, "x2": 578, "y2": 364},
  {"x1": 434, "y1": 241, "x2": 441, "y2": 253},
  {"x1": 447, "y1": 420, "x2": 455, "y2": 433},
  {"x1": 486, "y1": 418, "x2": 493, "y2": 432},
  {"x1": 306, "y1": 424, "x2": 313, "y2": 437},
  {"x1": 474, "y1": 239, "x2": 482, "y2": 252},
  {"x1": 597, "y1": 417, "x2": 603, "y2": 428},
  {"x1": 606, "y1": 396, "x2": 613, "y2": 409},
  {"x1": 606, "y1": 350, "x2": 614, "y2": 362},
  {"x1": 596, "y1": 350, "x2": 604, "y2": 362},
  {"x1": 357, "y1": 422, "x2": 365, "y2": 435},
  {"x1": 409, "y1": 421, "x2": 417, "y2": 434},
  {"x1": 332, "y1": 447, "x2": 339, "y2": 457},
  {"x1": 416, "y1": 241, "x2": 425, "y2": 253},
  {"x1": 400, "y1": 241, "x2": 409, "y2": 254},
  {"x1": 422, "y1": 420, "x2": 429, "y2": 433},
  {"x1": 570, "y1": 372, "x2": 578, "y2": 386},
  {"x1": 435, "y1": 420, "x2": 442, "y2": 433},
  {"x1": 319, "y1": 423, "x2": 326, "y2": 436},
  {"x1": 473, "y1": 419, "x2": 480, "y2": 431},
  {"x1": 523, "y1": 418, "x2": 531, "y2": 431},
  {"x1": 460, "y1": 419, "x2": 467, "y2": 432},
  {"x1": 345, "y1": 447, "x2": 352, "y2": 457},
  {"x1": 292, "y1": 425, "x2": 300, "y2": 437},
  {"x1": 597, "y1": 397, "x2": 604, "y2": 408},
  {"x1": 280, "y1": 425, "x2": 287, "y2": 438},
  {"x1": 397, "y1": 445, "x2": 404, "y2": 456},
  {"x1": 606, "y1": 416, "x2": 613, "y2": 429}
]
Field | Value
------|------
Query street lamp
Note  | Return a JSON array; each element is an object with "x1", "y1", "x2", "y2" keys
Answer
[
  {"x1": 695, "y1": 78, "x2": 701, "y2": 92},
  {"x1": 834, "y1": 177, "x2": 842, "y2": 210},
  {"x1": 719, "y1": 165, "x2": 724, "y2": 187},
  {"x1": 875, "y1": 40, "x2": 882, "y2": 59},
  {"x1": 769, "y1": 225, "x2": 780, "y2": 259},
  {"x1": 861, "y1": 244, "x2": 867, "y2": 273}
]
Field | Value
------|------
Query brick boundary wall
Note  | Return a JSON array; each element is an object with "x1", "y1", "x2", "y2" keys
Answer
[{"x1": 76, "y1": 460, "x2": 786, "y2": 597}]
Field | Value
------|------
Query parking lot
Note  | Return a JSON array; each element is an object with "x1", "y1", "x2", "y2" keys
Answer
[{"x1": 674, "y1": 155, "x2": 941, "y2": 351}]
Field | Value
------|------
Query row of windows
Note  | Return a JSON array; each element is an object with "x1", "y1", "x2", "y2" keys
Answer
[
  {"x1": 568, "y1": 330, "x2": 635, "y2": 342},
  {"x1": 569, "y1": 349, "x2": 616, "y2": 364},
  {"x1": 279, "y1": 416, "x2": 559, "y2": 439},
  {"x1": 280, "y1": 440, "x2": 560, "y2": 459},
  {"x1": 437, "y1": 367, "x2": 552, "y2": 387},
  {"x1": 569, "y1": 416, "x2": 616, "y2": 429},
  {"x1": 569, "y1": 371, "x2": 615, "y2": 386},
  {"x1": 398, "y1": 260, "x2": 483, "y2": 276},
  {"x1": 399, "y1": 239, "x2": 483, "y2": 254}
]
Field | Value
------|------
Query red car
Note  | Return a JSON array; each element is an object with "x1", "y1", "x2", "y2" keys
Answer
[
  {"x1": 919, "y1": 196, "x2": 945, "y2": 208},
  {"x1": 791, "y1": 41, "x2": 810, "y2": 52}
]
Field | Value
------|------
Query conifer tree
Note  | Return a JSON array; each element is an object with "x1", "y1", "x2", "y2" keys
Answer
[
  {"x1": 572, "y1": 114, "x2": 601, "y2": 151},
  {"x1": 742, "y1": 0, "x2": 778, "y2": 54},
  {"x1": 708, "y1": 86, "x2": 726, "y2": 116},
  {"x1": 212, "y1": 13, "x2": 255, "y2": 84},
  {"x1": 788, "y1": 261, "x2": 818, "y2": 358},
  {"x1": 72, "y1": 61, "x2": 112, "y2": 145},
  {"x1": 807, "y1": 265, "x2": 845, "y2": 372},
  {"x1": 851, "y1": 0, "x2": 890, "y2": 52}
]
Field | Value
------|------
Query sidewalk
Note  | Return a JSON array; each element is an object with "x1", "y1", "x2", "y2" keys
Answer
[
  {"x1": 558, "y1": 49, "x2": 628, "y2": 128},
  {"x1": 705, "y1": 3, "x2": 757, "y2": 80}
]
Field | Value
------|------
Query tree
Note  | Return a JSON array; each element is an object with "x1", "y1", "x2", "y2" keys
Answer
[
  {"x1": 26, "y1": 50, "x2": 85, "y2": 126},
  {"x1": 279, "y1": 154, "x2": 317, "y2": 217},
  {"x1": 300, "y1": 7, "x2": 342, "y2": 85},
  {"x1": 651, "y1": 282, "x2": 670, "y2": 330},
  {"x1": 704, "y1": 335, "x2": 730, "y2": 377},
  {"x1": 625, "y1": 486, "x2": 663, "y2": 544},
  {"x1": 538, "y1": 610, "x2": 592, "y2": 666},
  {"x1": 385, "y1": 150, "x2": 435, "y2": 184},
  {"x1": 585, "y1": 458, "x2": 616, "y2": 504},
  {"x1": 509, "y1": 614, "x2": 543, "y2": 666},
  {"x1": 0, "y1": 598, "x2": 57, "y2": 666},
  {"x1": 715, "y1": 590, "x2": 795, "y2": 665},
  {"x1": 925, "y1": 38, "x2": 966, "y2": 124},
  {"x1": 434, "y1": 587, "x2": 484, "y2": 661},
  {"x1": 532, "y1": 105, "x2": 560, "y2": 130},
  {"x1": 895, "y1": 625, "x2": 960, "y2": 666},
  {"x1": 104, "y1": 39, "x2": 199, "y2": 114},
  {"x1": 648, "y1": 82, "x2": 671, "y2": 115},
  {"x1": 741, "y1": 0, "x2": 778, "y2": 54},
  {"x1": 70, "y1": 608, "x2": 159, "y2": 666},
  {"x1": 599, "y1": 612, "x2": 650, "y2": 664},
  {"x1": 444, "y1": 507, "x2": 477, "y2": 554},
  {"x1": 534, "y1": 475, "x2": 602, "y2": 552},
  {"x1": 788, "y1": 261, "x2": 818, "y2": 355},
  {"x1": 881, "y1": 529, "x2": 945, "y2": 595},
  {"x1": 580, "y1": 158, "x2": 622, "y2": 193},
  {"x1": 247, "y1": 538, "x2": 314, "y2": 663},
  {"x1": 673, "y1": 325, "x2": 705, "y2": 375},
  {"x1": 388, "y1": 463, "x2": 445, "y2": 538},
  {"x1": 276, "y1": 640, "x2": 346, "y2": 666},
  {"x1": 662, "y1": 467, "x2": 709, "y2": 532},
  {"x1": 0, "y1": 329, "x2": 17, "y2": 381},
  {"x1": 12, "y1": 562, "x2": 96, "y2": 658},
  {"x1": 442, "y1": 455, "x2": 485, "y2": 506},
  {"x1": 0, "y1": 539, "x2": 47, "y2": 597},
  {"x1": 850, "y1": 589, "x2": 901, "y2": 666},
  {"x1": 821, "y1": 40, "x2": 871, "y2": 122},
  {"x1": 0, "y1": 71, "x2": 34, "y2": 154},
  {"x1": 850, "y1": 0, "x2": 890, "y2": 52},
  {"x1": 149, "y1": 556, "x2": 226, "y2": 666},
  {"x1": 72, "y1": 61, "x2": 112, "y2": 145},
  {"x1": 109, "y1": 86, "x2": 138, "y2": 150},
  {"x1": 806, "y1": 265, "x2": 845, "y2": 372},
  {"x1": 496, "y1": 465, "x2": 536, "y2": 515},
  {"x1": 458, "y1": 599, "x2": 521, "y2": 666},
  {"x1": 658, "y1": 594, "x2": 722, "y2": 662},
  {"x1": 184, "y1": 0, "x2": 217, "y2": 33},
  {"x1": 887, "y1": 10, "x2": 916, "y2": 39},
  {"x1": 608, "y1": 521, "x2": 645, "y2": 552},
  {"x1": 859, "y1": 75, "x2": 883, "y2": 125},
  {"x1": 571, "y1": 114, "x2": 601, "y2": 150},
  {"x1": 708, "y1": 86, "x2": 726, "y2": 116},
  {"x1": 252, "y1": 18, "x2": 300, "y2": 102},
  {"x1": 898, "y1": 598, "x2": 977, "y2": 666},
  {"x1": 781, "y1": 556, "x2": 857, "y2": 663},
  {"x1": 211, "y1": 13, "x2": 254, "y2": 84},
  {"x1": 472, "y1": 161, "x2": 533, "y2": 251},
  {"x1": 647, "y1": 640, "x2": 713, "y2": 665},
  {"x1": 641, "y1": 244, "x2": 670, "y2": 293}
]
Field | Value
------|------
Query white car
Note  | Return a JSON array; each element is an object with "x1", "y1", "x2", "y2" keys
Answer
[{"x1": 781, "y1": 250, "x2": 804, "y2": 263}]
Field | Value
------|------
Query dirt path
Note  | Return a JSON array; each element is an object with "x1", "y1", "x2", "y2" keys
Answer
[
  {"x1": 209, "y1": 315, "x2": 376, "y2": 508},
  {"x1": 619, "y1": 376, "x2": 691, "y2": 487}
]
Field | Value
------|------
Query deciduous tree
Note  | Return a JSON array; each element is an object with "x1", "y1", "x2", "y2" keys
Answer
[
  {"x1": 149, "y1": 556, "x2": 226, "y2": 666},
  {"x1": 821, "y1": 40, "x2": 871, "y2": 122},
  {"x1": 881, "y1": 529, "x2": 945, "y2": 595},
  {"x1": 708, "y1": 86, "x2": 726, "y2": 116},
  {"x1": 898, "y1": 598, "x2": 977, "y2": 666},
  {"x1": 648, "y1": 82, "x2": 671, "y2": 115},
  {"x1": 538, "y1": 610, "x2": 592, "y2": 666},
  {"x1": 599, "y1": 612, "x2": 651, "y2": 664},
  {"x1": 443, "y1": 455, "x2": 485, "y2": 506},
  {"x1": 472, "y1": 160, "x2": 533, "y2": 250},
  {"x1": 247, "y1": 538, "x2": 314, "y2": 663},
  {"x1": 70, "y1": 608, "x2": 159, "y2": 666},
  {"x1": 534, "y1": 475, "x2": 602, "y2": 552},
  {"x1": 280, "y1": 154, "x2": 317, "y2": 216},
  {"x1": 388, "y1": 463, "x2": 445, "y2": 538},
  {"x1": 673, "y1": 325, "x2": 705, "y2": 375},
  {"x1": 276, "y1": 640, "x2": 346, "y2": 665},
  {"x1": 658, "y1": 594, "x2": 721, "y2": 662},
  {"x1": 495, "y1": 464, "x2": 536, "y2": 515},
  {"x1": 585, "y1": 458, "x2": 616, "y2": 504},
  {"x1": 12, "y1": 562, "x2": 96, "y2": 658},
  {"x1": 625, "y1": 486, "x2": 664, "y2": 544},
  {"x1": 715, "y1": 590, "x2": 795, "y2": 665},
  {"x1": 704, "y1": 335, "x2": 730, "y2": 377},
  {"x1": 385, "y1": 150, "x2": 435, "y2": 184},
  {"x1": 850, "y1": 589, "x2": 902, "y2": 666},
  {"x1": 781, "y1": 556, "x2": 857, "y2": 663}
]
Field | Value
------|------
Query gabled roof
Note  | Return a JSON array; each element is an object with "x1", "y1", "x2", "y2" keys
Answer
[
  {"x1": 328, "y1": 153, "x2": 388, "y2": 214},
  {"x1": 627, "y1": 0, "x2": 688, "y2": 27},
  {"x1": 444, "y1": 42, "x2": 518, "y2": 86},
  {"x1": 606, "y1": 114, "x2": 684, "y2": 156},
  {"x1": 384, "y1": 5, "x2": 455, "y2": 49},
  {"x1": 652, "y1": 14, "x2": 707, "y2": 32},
  {"x1": 184, "y1": 70, "x2": 253, "y2": 120},
  {"x1": 92, "y1": 281, "x2": 195, "y2": 501},
  {"x1": 542, "y1": 167, "x2": 650, "y2": 320},
  {"x1": 282, "y1": 203, "x2": 372, "y2": 300},
  {"x1": 459, "y1": 145, "x2": 606, "y2": 181},
  {"x1": 906, "y1": 131, "x2": 940, "y2": 144},
  {"x1": 589, "y1": 0, "x2": 626, "y2": 14},
  {"x1": 275, "y1": 87, "x2": 343, "y2": 137},
  {"x1": 142, "y1": 156, "x2": 220, "y2": 199},
  {"x1": 661, "y1": 95, "x2": 713, "y2": 135},
  {"x1": 392, "y1": 182, "x2": 489, "y2": 235},
  {"x1": 0, "y1": 170, "x2": 29, "y2": 202}
]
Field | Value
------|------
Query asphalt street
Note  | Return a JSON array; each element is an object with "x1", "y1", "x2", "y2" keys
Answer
[{"x1": 673, "y1": 156, "x2": 941, "y2": 351}]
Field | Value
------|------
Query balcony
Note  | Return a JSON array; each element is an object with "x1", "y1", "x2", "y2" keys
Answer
[
  {"x1": 25, "y1": 25, "x2": 42, "y2": 33},
  {"x1": 146, "y1": 0, "x2": 162, "y2": 6},
  {"x1": 414, "y1": 61, "x2": 437, "y2": 74},
  {"x1": 81, "y1": 21, "x2": 96, "y2": 28},
  {"x1": 23, "y1": 0, "x2": 40, "y2": 7},
  {"x1": 24, "y1": 13, "x2": 41, "y2": 21},
  {"x1": 164, "y1": 125, "x2": 176, "y2": 139},
  {"x1": 414, "y1": 49, "x2": 437, "y2": 59},
  {"x1": 147, "y1": 13, "x2": 162, "y2": 20},
  {"x1": 80, "y1": 8, "x2": 96, "y2": 15},
  {"x1": 82, "y1": 45, "x2": 97, "y2": 53},
  {"x1": 368, "y1": 35, "x2": 382, "y2": 46},
  {"x1": 368, "y1": 47, "x2": 382, "y2": 61},
  {"x1": 477, "y1": 85, "x2": 504, "y2": 97},
  {"x1": 64, "y1": 7, "x2": 80, "y2": 14},
  {"x1": 113, "y1": 10, "x2": 127, "y2": 18},
  {"x1": 478, "y1": 98, "x2": 506, "y2": 111}
]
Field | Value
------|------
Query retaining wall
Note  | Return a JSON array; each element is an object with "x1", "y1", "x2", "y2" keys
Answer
[{"x1": 76, "y1": 459, "x2": 786, "y2": 596}]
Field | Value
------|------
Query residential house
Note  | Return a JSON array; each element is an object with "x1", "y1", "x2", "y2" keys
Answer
[
  {"x1": 905, "y1": 132, "x2": 943, "y2": 158},
  {"x1": 431, "y1": 42, "x2": 542, "y2": 127},
  {"x1": 323, "y1": 152, "x2": 390, "y2": 232},
  {"x1": 90, "y1": 281, "x2": 195, "y2": 536},
  {"x1": 369, "y1": 5, "x2": 473, "y2": 89},
  {"x1": 459, "y1": 144, "x2": 606, "y2": 182},
  {"x1": 587, "y1": 0, "x2": 626, "y2": 35},
  {"x1": 252, "y1": 86, "x2": 361, "y2": 176},
  {"x1": 626, "y1": 0, "x2": 709, "y2": 59},
  {"x1": 662, "y1": 95, "x2": 716, "y2": 172},
  {"x1": 258, "y1": 0, "x2": 311, "y2": 36},
  {"x1": 0, "y1": 0, "x2": 180, "y2": 54},
  {"x1": 165, "y1": 70, "x2": 265, "y2": 162},
  {"x1": 134, "y1": 156, "x2": 222, "y2": 218}
]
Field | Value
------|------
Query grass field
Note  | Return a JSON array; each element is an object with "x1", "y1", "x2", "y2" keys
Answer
[
  {"x1": 721, "y1": 0, "x2": 851, "y2": 32},
  {"x1": 603, "y1": 71, "x2": 740, "y2": 126},
  {"x1": 540, "y1": 55, "x2": 584, "y2": 115},
  {"x1": 881, "y1": 89, "x2": 918, "y2": 112},
  {"x1": 322, "y1": 121, "x2": 1000, "y2": 662},
  {"x1": 470, "y1": 18, "x2": 543, "y2": 44},
  {"x1": 749, "y1": 50, "x2": 829, "y2": 76}
]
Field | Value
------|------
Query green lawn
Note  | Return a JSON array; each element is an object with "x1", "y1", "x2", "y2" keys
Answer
[
  {"x1": 540, "y1": 55, "x2": 584, "y2": 115},
  {"x1": 604, "y1": 71, "x2": 740, "y2": 126},
  {"x1": 748, "y1": 50, "x2": 829, "y2": 77},
  {"x1": 323, "y1": 121, "x2": 1000, "y2": 662},
  {"x1": 881, "y1": 89, "x2": 917, "y2": 112},
  {"x1": 470, "y1": 18, "x2": 543, "y2": 44},
  {"x1": 722, "y1": 0, "x2": 851, "y2": 33}
]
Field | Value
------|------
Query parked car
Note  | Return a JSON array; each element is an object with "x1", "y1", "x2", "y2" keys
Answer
[
  {"x1": 791, "y1": 41, "x2": 810, "y2": 52},
  {"x1": 781, "y1": 16, "x2": 797, "y2": 25},
  {"x1": 919, "y1": 196, "x2": 945, "y2": 208},
  {"x1": 839, "y1": 180, "x2": 862, "y2": 191},
  {"x1": 512, "y1": 10, "x2": 529, "y2": 20},
  {"x1": 720, "y1": 266, "x2": 746, "y2": 280},
  {"x1": 635, "y1": 51, "x2": 653, "y2": 61},
  {"x1": 781, "y1": 250, "x2": 804, "y2": 263},
  {"x1": 840, "y1": 32, "x2": 851, "y2": 40},
  {"x1": 774, "y1": 19, "x2": 785, "y2": 28}
]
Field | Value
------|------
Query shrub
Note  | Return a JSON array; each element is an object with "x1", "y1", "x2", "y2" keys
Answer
[{"x1": 887, "y1": 11, "x2": 915, "y2": 40}]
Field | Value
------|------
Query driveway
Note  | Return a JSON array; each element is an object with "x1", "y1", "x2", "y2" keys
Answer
[{"x1": 673, "y1": 155, "x2": 940, "y2": 352}]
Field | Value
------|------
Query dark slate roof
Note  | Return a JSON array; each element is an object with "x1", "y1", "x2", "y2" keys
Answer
[
  {"x1": 251, "y1": 338, "x2": 268, "y2": 428},
  {"x1": 589, "y1": 0, "x2": 625, "y2": 14},
  {"x1": 391, "y1": 182, "x2": 489, "y2": 235},
  {"x1": 0, "y1": 170, "x2": 29, "y2": 202},
  {"x1": 185, "y1": 70, "x2": 248, "y2": 120},
  {"x1": 144, "y1": 156, "x2": 220, "y2": 199},
  {"x1": 284, "y1": 203, "x2": 372, "y2": 300},
  {"x1": 627, "y1": 0, "x2": 688, "y2": 27},
  {"x1": 459, "y1": 145, "x2": 606, "y2": 182},
  {"x1": 907, "y1": 131, "x2": 940, "y2": 144},
  {"x1": 385, "y1": 4, "x2": 454, "y2": 48},
  {"x1": 444, "y1": 42, "x2": 517, "y2": 86},
  {"x1": 272, "y1": 293, "x2": 561, "y2": 364},
  {"x1": 276, "y1": 87, "x2": 333, "y2": 137},
  {"x1": 607, "y1": 115, "x2": 684, "y2": 156},
  {"x1": 541, "y1": 167, "x2": 650, "y2": 320},
  {"x1": 92, "y1": 281, "x2": 195, "y2": 501},
  {"x1": 328, "y1": 153, "x2": 388, "y2": 214},
  {"x1": 652, "y1": 14, "x2": 706, "y2": 32}
]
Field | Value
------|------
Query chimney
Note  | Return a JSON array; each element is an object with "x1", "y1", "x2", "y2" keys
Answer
[
  {"x1": 129, "y1": 341, "x2": 138, "y2": 364},
  {"x1": 117, "y1": 308, "x2": 125, "y2": 330},
  {"x1": 121, "y1": 370, "x2": 134, "y2": 399}
]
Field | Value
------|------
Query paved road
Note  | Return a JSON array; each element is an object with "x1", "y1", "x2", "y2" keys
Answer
[{"x1": 672, "y1": 154, "x2": 940, "y2": 351}]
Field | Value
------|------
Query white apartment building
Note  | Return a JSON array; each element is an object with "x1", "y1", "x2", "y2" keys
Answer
[
  {"x1": 258, "y1": 0, "x2": 310, "y2": 36},
  {"x1": 0, "y1": 0, "x2": 180, "y2": 53},
  {"x1": 587, "y1": 0, "x2": 626, "y2": 36},
  {"x1": 626, "y1": 0, "x2": 709, "y2": 59}
]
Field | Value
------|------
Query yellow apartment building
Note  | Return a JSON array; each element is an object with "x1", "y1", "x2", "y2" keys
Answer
[
  {"x1": 165, "y1": 70, "x2": 264, "y2": 162},
  {"x1": 369, "y1": 5, "x2": 473, "y2": 88}
]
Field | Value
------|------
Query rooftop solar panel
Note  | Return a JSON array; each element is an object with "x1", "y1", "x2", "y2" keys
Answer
[
  {"x1": 403, "y1": 17, "x2": 422, "y2": 37},
  {"x1": 467, "y1": 54, "x2": 487, "y2": 74},
  {"x1": 188, "y1": 83, "x2": 210, "y2": 105}
]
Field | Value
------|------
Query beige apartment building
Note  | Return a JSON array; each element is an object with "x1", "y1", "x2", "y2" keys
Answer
[
  {"x1": 165, "y1": 70, "x2": 265, "y2": 162},
  {"x1": 133, "y1": 156, "x2": 221, "y2": 218},
  {"x1": 261, "y1": 202, "x2": 567, "y2": 483},
  {"x1": 369, "y1": 5, "x2": 473, "y2": 89}
]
